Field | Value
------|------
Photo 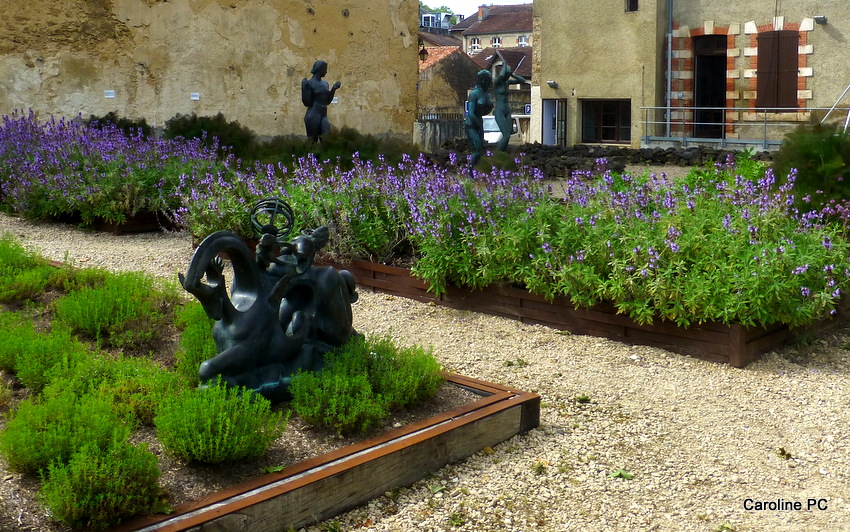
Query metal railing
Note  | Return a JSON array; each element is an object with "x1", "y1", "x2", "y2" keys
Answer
[{"x1": 639, "y1": 106, "x2": 846, "y2": 150}]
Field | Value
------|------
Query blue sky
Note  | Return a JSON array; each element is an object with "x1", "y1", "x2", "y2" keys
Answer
[{"x1": 442, "y1": 0, "x2": 531, "y2": 19}]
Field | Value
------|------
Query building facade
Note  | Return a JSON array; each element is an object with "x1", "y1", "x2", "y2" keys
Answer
[
  {"x1": 532, "y1": 1, "x2": 850, "y2": 149},
  {"x1": 452, "y1": 5, "x2": 533, "y2": 55},
  {"x1": 0, "y1": 0, "x2": 420, "y2": 140}
]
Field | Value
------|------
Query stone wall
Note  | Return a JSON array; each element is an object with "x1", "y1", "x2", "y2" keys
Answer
[
  {"x1": 0, "y1": 0, "x2": 419, "y2": 140},
  {"x1": 435, "y1": 139, "x2": 773, "y2": 179}
]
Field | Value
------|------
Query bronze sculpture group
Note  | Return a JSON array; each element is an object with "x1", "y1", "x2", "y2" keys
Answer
[
  {"x1": 180, "y1": 198, "x2": 359, "y2": 402},
  {"x1": 465, "y1": 64, "x2": 528, "y2": 172}
]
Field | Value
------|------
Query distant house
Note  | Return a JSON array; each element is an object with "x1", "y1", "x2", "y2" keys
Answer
[
  {"x1": 451, "y1": 4, "x2": 533, "y2": 55},
  {"x1": 420, "y1": 8, "x2": 453, "y2": 35},
  {"x1": 415, "y1": 45, "x2": 480, "y2": 151},
  {"x1": 532, "y1": 1, "x2": 850, "y2": 149},
  {"x1": 418, "y1": 45, "x2": 480, "y2": 115}
]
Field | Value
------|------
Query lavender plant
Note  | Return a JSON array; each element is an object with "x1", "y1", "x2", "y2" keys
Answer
[{"x1": 0, "y1": 110, "x2": 221, "y2": 225}]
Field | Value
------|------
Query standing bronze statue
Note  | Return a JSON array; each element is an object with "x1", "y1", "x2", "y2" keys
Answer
[
  {"x1": 301, "y1": 60, "x2": 341, "y2": 142},
  {"x1": 493, "y1": 64, "x2": 527, "y2": 151},
  {"x1": 464, "y1": 69, "x2": 494, "y2": 173}
]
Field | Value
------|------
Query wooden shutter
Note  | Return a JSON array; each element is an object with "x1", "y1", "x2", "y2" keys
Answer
[{"x1": 757, "y1": 30, "x2": 798, "y2": 110}]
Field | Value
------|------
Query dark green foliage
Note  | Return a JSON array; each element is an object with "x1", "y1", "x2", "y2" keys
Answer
[
  {"x1": 289, "y1": 335, "x2": 443, "y2": 435},
  {"x1": 86, "y1": 111, "x2": 153, "y2": 138},
  {"x1": 40, "y1": 441, "x2": 161, "y2": 530},
  {"x1": 163, "y1": 112, "x2": 256, "y2": 159},
  {"x1": 0, "y1": 389, "x2": 132, "y2": 474},
  {"x1": 53, "y1": 270, "x2": 177, "y2": 349},
  {"x1": 773, "y1": 122, "x2": 850, "y2": 209},
  {"x1": 174, "y1": 301, "x2": 217, "y2": 384},
  {"x1": 155, "y1": 379, "x2": 287, "y2": 463}
]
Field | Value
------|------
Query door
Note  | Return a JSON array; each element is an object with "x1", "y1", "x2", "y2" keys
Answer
[
  {"x1": 693, "y1": 35, "x2": 726, "y2": 139},
  {"x1": 542, "y1": 99, "x2": 567, "y2": 146}
]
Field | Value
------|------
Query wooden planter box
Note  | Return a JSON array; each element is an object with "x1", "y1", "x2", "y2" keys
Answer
[
  {"x1": 323, "y1": 259, "x2": 820, "y2": 368},
  {"x1": 114, "y1": 374, "x2": 539, "y2": 532}
]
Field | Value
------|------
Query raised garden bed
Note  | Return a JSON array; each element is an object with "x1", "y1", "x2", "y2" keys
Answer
[
  {"x1": 113, "y1": 373, "x2": 539, "y2": 532},
  {"x1": 321, "y1": 259, "x2": 823, "y2": 368}
]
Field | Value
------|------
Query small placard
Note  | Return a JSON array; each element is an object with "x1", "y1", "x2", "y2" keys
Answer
[
  {"x1": 190, "y1": 92, "x2": 201, "y2": 101},
  {"x1": 331, "y1": 97, "x2": 338, "y2": 104},
  {"x1": 104, "y1": 90, "x2": 116, "y2": 99},
  {"x1": 524, "y1": 104, "x2": 531, "y2": 114}
]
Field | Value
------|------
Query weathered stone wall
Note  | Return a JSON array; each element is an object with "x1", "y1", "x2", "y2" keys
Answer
[{"x1": 0, "y1": 0, "x2": 419, "y2": 140}]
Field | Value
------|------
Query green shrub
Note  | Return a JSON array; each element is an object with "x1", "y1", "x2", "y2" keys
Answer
[
  {"x1": 163, "y1": 112, "x2": 256, "y2": 159},
  {"x1": 43, "y1": 354, "x2": 180, "y2": 426},
  {"x1": 85, "y1": 111, "x2": 153, "y2": 138},
  {"x1": 40, "y1": 440, "x2": 161, "y2": 530},
  {"x1": 0, "y1": 234, "x2": 53, "y2": 302},
  {"x1": 0, "y1": 233, "x2": 44, "y2": 271},
  {"x1": 46, "y1": 262, "x2": 110, "y2": 292},
  {"x1": 289, "y1": 335, "x2": 443, "y2": 435},
  {"x1": 0, "y1": 265, "x2": 55, "y2": 303},
  {"x1": 0, "y1": 389, "x2": 132, "y2": 474},
  {"x1": 53, "y1": 270, "x2": 176, "y2": 349},
  {"x1": 155, "y1": 379, "x2": 287, "y2": 463},
  {"x1": 331, "y1": 335, "x2": 443, "y2": 410},
  {"x1": 0, "y1": 312, "x2": 30, "y2": 371},
  {"x1": 289, "y1": 370, "x2": 387, "y2": 435},
  {"x1": 12, "y1": 325, "x2": 91, "y2": 392},
  {"x1": 174, "y1": 301, "x2": 217, "y2": 384},
  {"x1": 773, "y1": 122, "x2": 850, "y2": 209}
]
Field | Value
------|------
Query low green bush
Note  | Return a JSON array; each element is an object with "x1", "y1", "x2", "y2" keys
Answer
[
  {"x1": 289, "y1": 335, "x2": 443, "y2": 435},
  {"x1": 174, "y1": 301, "x2": 218, "y2": 384},
  {"x1": 40, "y1": 440, "x2": 161, "y2": 530},
  {"x1": 155, "y1": 379, "x2": 287, "y2": 463},
  {"x1": 0, "y1": 389, "x2": 132, "y2": 474},
  {"x1": 12, "y1": 326, "x2": 91, "y2": 392},
  {"x1": 53, "y1": 270, "x2": 177, "y2": 349},
  {"x1": 0, "y1": 312, "x2": 30, "y2": 371},
  {"x1": 289, "y1": 371, "x2": 387, "y2": 436},
  {"x1": 43, "y1": 354, "x2": 180, "y2": 426},
  {"x1": 0, "y1": 234, "x2": 54, "y2": 302}
]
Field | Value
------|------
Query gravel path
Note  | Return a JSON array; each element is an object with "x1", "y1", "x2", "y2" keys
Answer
[{"x1": 1, "y1": 212, "x2": 849, "y2": 532}]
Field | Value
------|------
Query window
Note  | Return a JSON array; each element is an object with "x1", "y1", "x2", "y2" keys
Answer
[
  {"x1": 469, "y1": 37, "x2": 481, "y2": 53},
  {"x1": 581, "y1": 100, "x2": 631, "y2": 143},
  {"x1": 492, "y1": 36, "x2": 502, "y2": 48},
  {"x1": 518, "y1": 36, "x2": 528, "y2": 47},
  {"x1": 756, "y1": 30, "x2": 799, "y2": 111},
  {"x1": 625, "y1": 0, "x2": 638, "y2": 12}
]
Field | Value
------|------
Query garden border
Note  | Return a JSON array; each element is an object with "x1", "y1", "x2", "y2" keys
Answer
[
  {"x1": 114, "y1": 373, "x2": 540, "y2": 532},
  {"x1": 323, "y1": 259, "x2": 825, "y2": 368}
]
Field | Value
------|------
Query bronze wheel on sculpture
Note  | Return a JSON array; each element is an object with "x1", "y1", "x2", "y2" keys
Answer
[{"x1": 251, "y1": 197, "x2": 294, "y2": 241}]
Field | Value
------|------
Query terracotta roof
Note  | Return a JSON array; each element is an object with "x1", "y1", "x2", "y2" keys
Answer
[
  {"x1": 420, "y1": 32, "x2": 463, "y2": 47},
  {"x1": 418, "y1": 46, "x2": 465, "y2": 72},
  {"x1": 453, "y1": 4, "x2": 533, "y2": 36},
  {"x1": 471, "y1": 46, "x2": 533, "y2": 79}
]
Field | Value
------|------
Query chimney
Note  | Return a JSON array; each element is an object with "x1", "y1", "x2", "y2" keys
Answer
[{"x1": 478, "y1": 6, "x2": 489, "y2": 21}]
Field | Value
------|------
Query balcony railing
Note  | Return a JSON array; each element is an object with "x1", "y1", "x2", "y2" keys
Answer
[{"x1": 639, "y1": 106, "x2": 846, "y2": 150}]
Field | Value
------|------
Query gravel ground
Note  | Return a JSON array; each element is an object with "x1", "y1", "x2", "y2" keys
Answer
[{"x1": 1, "y1": 212, "x2": 849, "y2": 532}]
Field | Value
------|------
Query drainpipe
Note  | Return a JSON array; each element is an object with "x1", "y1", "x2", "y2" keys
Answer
[{"x1": 666, "y1": 0, "x2": 673, "y2": 138}]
